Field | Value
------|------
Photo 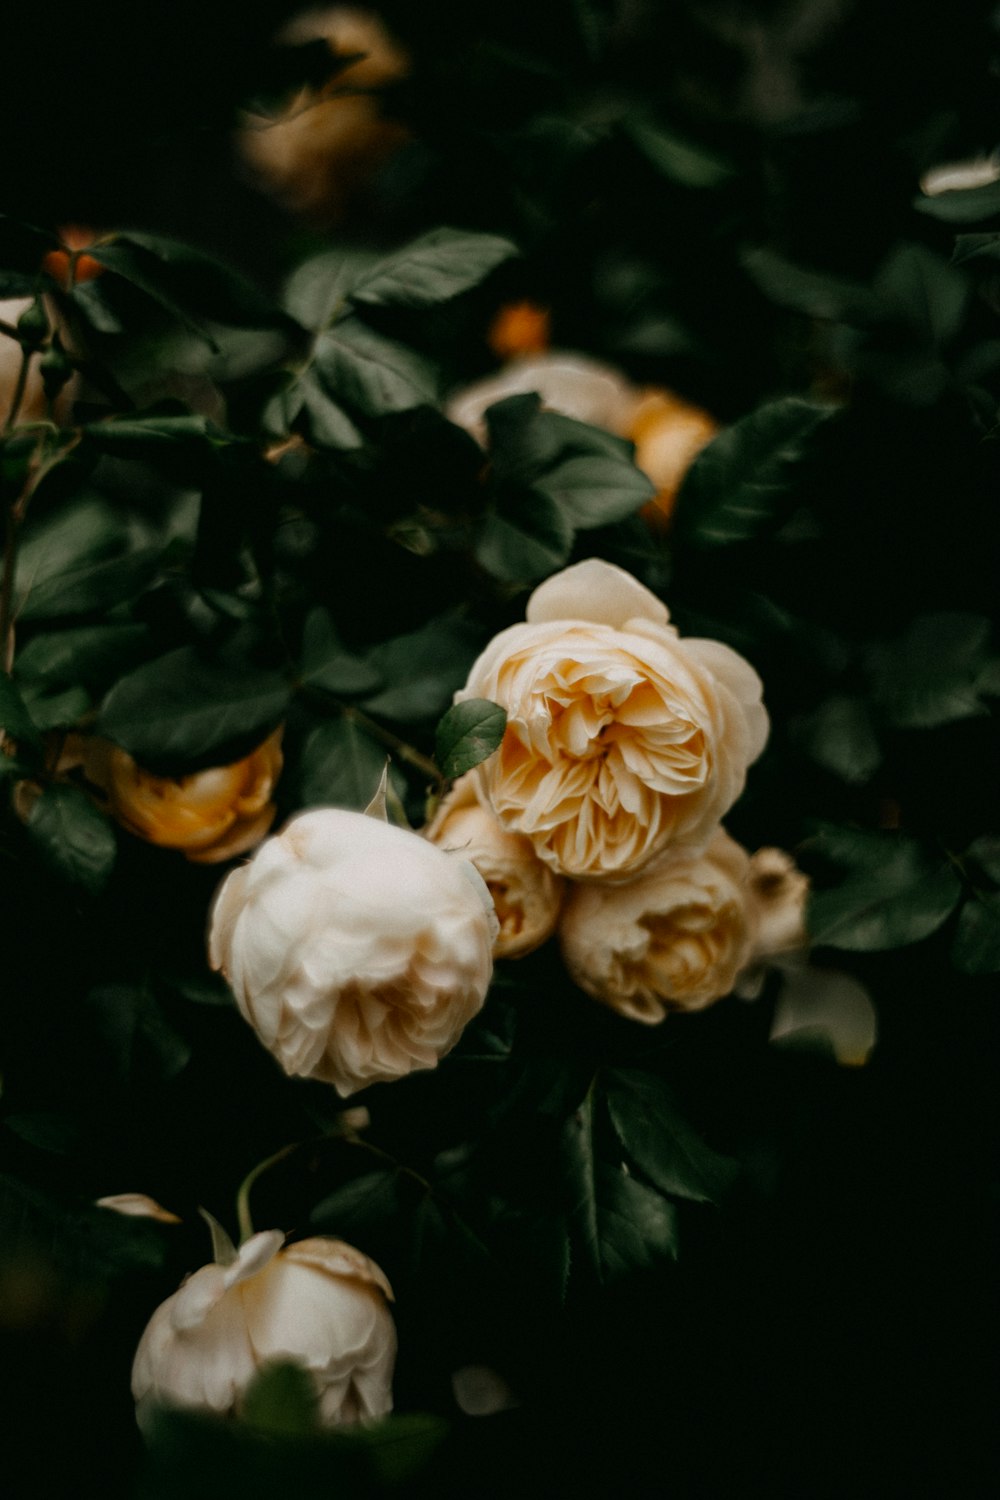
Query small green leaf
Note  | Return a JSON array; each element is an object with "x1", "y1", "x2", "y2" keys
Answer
[
  {"x1": 793, "y1": 696, "x2": 882, "y2": 785},
  {"x1": 283, "y1": 248, "x2": 380, "y2": 330},
  {"x1": 865, "y1": 613, "x2": 995, "y2": 729},
  {"x1": 15, "y1": 492, "x2": 167, "y2": 623},
  {"x1": 27, "y1": 783, "x2": 116, "y2": 892},
  {"x1": 314, "y1": 318, "x2": 438, "y2": 416},
  {"x1": 674, "y1": 398, "x2": 835, "y2": 547},
  {"x1": 951, "y1": 891, "x2": 1000, "y2": 975},
  {"x1": 604, "y1": 1069, "x2": 738, "y2": 1205},
  {"x1": 350, "y1": 228, "x2": 518, "y2": 309},
  {"x1": 18, "y1": 683, "x2": 90, "y2": 730},
  {"x1": 87, "y1": 983, "x2": 191, "y2": 1082},
  {"x1": 805, "y1": 825, "x2": 961, "y2": 951},
  {"x1": 81, "y1": 413, "x2": 226, "y2": 451},
  {"x1": 297, "y1": 371, "x2": 365, "y2": 450},
  {"x1": 741, "y1": 246, "x2": 881, "y2": 323},
  {"x1": 99, "y1": 647, "x2": 290, "y2": 773},
  {"x1": 436, "y1": 700, "x2": 507, "y2": 780},
  {"x1": 15, "y1": 623, "x2": 150, "y2": 689},
  {"x1": 0, "y1": 673, "x2": 42, "y2": 750},
  {"x1": 243, "y1": 1362, "x2": 319, "y2": 1437}
]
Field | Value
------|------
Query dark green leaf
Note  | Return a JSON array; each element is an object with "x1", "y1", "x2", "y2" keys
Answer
[
  {"x1": 99, "y1": 647, "x2": 290, "y2": 772},
  {"x1": 243, "y1": 1364, "x2": 319, "y2": 1437},
  {"x1": 740, "y1": 246, "x2": 881, "y2": 323},
  {"x1": 15, "y1": 623, "x2": 150, "y2": 689},
  {"x1": 951, "y1": 891, "x2": 1000, "y2": 975},
  {"x1": 674, "y1": 398, "x2": 834, "y2": 547},
  {"x1": 435, "y1": 699, "x2": 507, "y2": 780},
  {"x1": 87, "y1": 983, "x2": 191, "y2": 1083},
  {"x1": 626, "y1": 118, "x2": 734, "y2": 188},
  {"x1": 350, "y1": 228, "x2": 518, "y2": 309},
  {"x1": 964, "y1": 835, "x2": 1000, "y2": 885},
  {"x1": 873, "y1": 244, "x2": 969, "y2": 346},
  {"x1": 0, "y1": 672, "x2": 42, "y2": 750},
  {"x1": 283, "y1": 248, "x2": 380, "y2": 330},
  {"x1": 562, "y1": 1088, "x2": 679, "y2": 1285},
  {"x1": 15, "y1": 493, "x2": 168, "y2": 622},
  {"x1": 18, "y1": 683, "x2": 90, "y2": 730},
  {"x1": 865, "y1": 613, "x2": 995, "y2": 728},
  {"x1": 953, "y1": 232, "x2": 1000, "y2": 267},
  {"x1": 5, "y1": 1112, "x2": 80, "y2": 1154},
  {"x1": 297, "y1": 371, "x2": 365, "y2": 450},
  {"x1": 604, "y1": 1069, "x2": 738, "y2": 1205},
  {"x1": 298, "y1": 715, "x2": 386, "y2": 810},
  {"x1": 533, "y1": 452, "x2": 654, "y2": 529},
  {"x1": 805, "y1": 825, "x2": 961, "y2": 951},
  {"x1": 475, "y1": 489, "x2": 574, "y2": 582},
  {"x1": 27, "y1": 783, "x2": 116, "y2": 892},
  {"x1": 793, "y1": 696, "x2": 882, "y2": 785},
  {"x1": 362, "y1": 615, "x2": 482, "y2": 721},
  {"x1": 299, "y1": 609, "x2": 382, "y2": 696},
  {"x1": 82, "y1": 413, "x2": 227, "y2": 451},
  {"x1": 313, "y1": 318, "x2": 438, "y2": 416}
]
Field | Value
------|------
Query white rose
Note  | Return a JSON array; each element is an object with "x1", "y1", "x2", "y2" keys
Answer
[
  {"x1": 208, "y1": 808, "x2": 498, "y2": 1096},
  {"x1": 132, "y1": 1230, "x2": 395, "y2": 1427},
  {"x1": 456, "y1": 559, "x2": 768, "y2": 881},
  {"x1": 425, "y1": 774, "x2": 564, "y2": 958},
  {"x1": 445, "y1": 353, "x2": 638, "y2": 445}
]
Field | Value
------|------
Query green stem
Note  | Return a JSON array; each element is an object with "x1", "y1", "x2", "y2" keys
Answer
[
  {"x1": 340, "y1": 704, "x2": 442, "y2": 784},
  {"x1": 3, "y1": 347, "x2": 32, "y2": 436},
  {"x1": 235, "y1": 1141, "x2": 299, "y2": 1243}
]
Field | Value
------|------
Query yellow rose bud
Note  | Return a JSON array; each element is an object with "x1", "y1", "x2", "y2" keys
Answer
[
  {"x1": 627, "y1": 389, "x2": 718, "y2": 528},
  {"x1": 425, "y1": 773, "x2": 565, "y2": 958},
  {"x1": 84, "y1": 730, "x2": 283, "y2": 864}
]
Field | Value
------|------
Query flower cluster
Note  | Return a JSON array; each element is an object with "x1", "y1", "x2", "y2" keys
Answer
[{"x1": 426, "y1": 559, "x2": 808, "y2": 1020}]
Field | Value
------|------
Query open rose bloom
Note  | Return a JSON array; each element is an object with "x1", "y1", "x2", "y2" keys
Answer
[
  {"x1": 132, "y1": 1230, "x2": 395, "y2": 1427},
  {"x1": 560, "y1": 830, "x2": 809, "y2": 1022},
  {"x1": 209, "y1": 808, "x2": 497, "y2": 1095},
  {"x1": 456, "y1": 559, "x2": 768, "y2": 882}
]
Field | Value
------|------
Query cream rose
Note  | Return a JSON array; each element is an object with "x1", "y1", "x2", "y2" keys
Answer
[
  {"x1": 132, "y1": 1229, "x2": 395, "y2": 1427},
  {"x1": 81, "y1": 729, "x2": 283, "y2": 864},
  {"x1": 456, "y1": 559, "x2": 768, "y2": 881},
  {"x1": 559, "y1": 829, "x2": 808, "y2": 1022},
  {"x1": 425, "y1": 774, "x2": 564, "y2": 958},
  {"x1": 238, "y1": 7, "x2": 409, "y2": 224},
  {"x1": 209, "y1": 808, "x2": 498, "y2": 1096}
]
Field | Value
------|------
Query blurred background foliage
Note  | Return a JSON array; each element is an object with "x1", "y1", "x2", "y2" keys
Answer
[{"x1": 0, "y1": 1, "x2": 997, "y2": 1496}]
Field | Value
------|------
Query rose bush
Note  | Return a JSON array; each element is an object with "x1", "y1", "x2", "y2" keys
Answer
[
  {"x1": 208, "y1": 807, "x2": 498, "y2": 1095},
  {"x1": 80, "y1": 729, "x2": 284, "y2": 864},
  {"x1": 425, "y1": 773, "x2": 565, "y2": 958},
  {"x1": 455, "y1": 558, "x2": 768, "y2": 881},
  {"x1": 559, "y1": 830, "x2": 808, "y2": 1022},
  {"x1": 132, "y1": 1229, "x2": 396, "y2": 1427}
]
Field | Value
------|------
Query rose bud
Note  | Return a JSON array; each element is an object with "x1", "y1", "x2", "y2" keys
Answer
[
  {"x1": 425, "y1": 774, "x2": 564, "y2": 958},
  {"x1": 208, "y1": 808, "x2": 498, "y2": 1096},
  {"x1": 747, "y1": 846, "x2": 809, "y2": 958},
  {"x1": 626, "y1": 389, "x2": 718, "y2": 527},
  {"x1": 82, "y1": 730, "x2": 283, "y2": 864},
  {"x1": 455, "y1": 559, "x2": 768, "y2": 882},
  {"x1": 132, "y1": 1229, "x2": 395, "y2": 1427},
  {"x1": 487, "y1": 301, "x2": 551, "y2": 360},
  {"x1": 238, "y1": 6, "x2": 410, "y2": 224},
  {"x1": 559, "y1": 829, "x2": 758, "y2": 1022}
]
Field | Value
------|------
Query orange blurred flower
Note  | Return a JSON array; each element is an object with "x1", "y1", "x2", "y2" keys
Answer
[
  {"x1": 82, "y1": 729, "x2": 284, "y2": 864},
  {"x1": 488, "y1": 301, "x2": 551, "y2": 360},
  {"x1": 627, "y1": 389, "x2": 718, "y2": 528}
]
